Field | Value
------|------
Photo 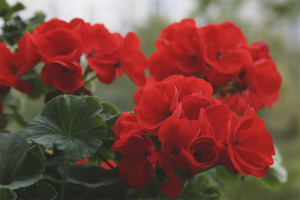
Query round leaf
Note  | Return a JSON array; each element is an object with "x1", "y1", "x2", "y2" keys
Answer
[
  {"x1": 0, "y1": 188, "x2": 17, "y2": 200},
  {"x1": 0, "y1": 131, "x2": 45, "y2": 190},
  {"x1": 21, "y1": 182, "x2": 58, "y2": 200},
  {"x1": 215, "y1": 165, "x2": 240, "y2": 186},
  {"x1": 26, "y1": 95, "x2": 107, "y2": 161}
]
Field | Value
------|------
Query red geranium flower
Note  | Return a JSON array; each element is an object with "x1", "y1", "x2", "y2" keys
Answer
[
  {"x1": 117, "y1": 135, "x2": 158, "y2": 189},
  {"x1": 218, "y1": 59, "x2": 281, "y2": 115},
  {"x1": 13, "y1": 32, "x2": 41, "y2": 76},
  {"x1": 0, "y1": 42, "x2": 32, "y2": 95},
  {"x1": 135, "y1": 81, "x2": 181, "y2": 135},
  {"x1": 227, "y1": 106, "x2": 275, "y2": 177},
  {"x1": 149, "y1": 18, "x2": 204, "y2": 81},
  {"x1": 37, "y1": 28, "x2": 83, "y2": 62},
  {"x1": 41, "y1": 60, "x2": 83, "y2": 93}
]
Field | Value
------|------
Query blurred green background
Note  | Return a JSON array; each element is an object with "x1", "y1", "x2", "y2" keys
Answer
[{"x1": 3, "y1": 0, "x2": 299, "y2": 199}]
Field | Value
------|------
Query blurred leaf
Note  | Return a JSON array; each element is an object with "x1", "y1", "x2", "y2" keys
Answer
[
  {"x1": 0, "y1": 0, "x2": 10, "y2": 17},
  {"x1": 202, "y1": 171, "x2": 225, "y2": 192},
  {"x1": 0, "y1": 131, "x2": 45, "y2": 190},
  {"x1": 0, "y1": 188, "x2": 17, "y2": 200},
  {"x1": 26, "y1": 95, "x2": 107, "y2": 161},
  {"x1": 21, "y1": 182, "x2": 58, "y2": 200},
  {"x1": 259, "y1": 149, "x2": 288, "y2": 190},
  {"x1": 24, "y1": 11, "x2": 45, "y2": 32},
  {"x1": 57, "y1": 162, "x2": 120, "y2": 188},
  {"x1": 7, "y1": 105, "x2": 28, "y2": 127},
  {"x1": 215, "y1": 165, "x2": 240, "y2": 186},
  {"x1": 105, "y1": 113, "x2": 121, "y2": 131},
  {"x1": 27, "y1": 144, "x2": 47, "y2": 164},
  {"x1": 1, "y1": 15, "x2": 26, "y2": 45},
  {"x1": 99, "y1": 102, "x2": 119, "y2": 121},
  {"x1": 259, "y1": 165, "x2": 288, "y2": 190},
  {"x1": 3, "y1": 2, "x2": 25, "y2": 21}
]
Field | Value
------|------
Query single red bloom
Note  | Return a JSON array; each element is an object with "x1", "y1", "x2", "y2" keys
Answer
[
  {"x1": 13, "y1": 32, "x2": 41, "y2": 76},
  {"x1": 198, "y1": 104, "x2": 238, "y2": 173},
  {"x1": 162, "y1": 75, "x2": 213, "y2": 101},
  {"x1": 117, "y1": 135, "x2": 158, "y2": 189},
  {"x1": 41, "y1": 60, "x2": 83, "y2": 93},
  {"x1": 149, "y1": 18, "x2": 205, "y2": 81},
  {"x1": 0, "y1": 42, "x2": 32, "y2": 94},
  {"x1": 37, "y1": 28, "x2": 83, "y2": 62},
  {"x1": 227, "y1": 106, "x2": 275, "y2": 177},
  {"x1": 110, "y1": 112, "x2": 145, "y2": 152},
  {"x1": 244, "y1": 41, "x2": 271, "y2": 62},
  {"x1": 199, "y1": 21, "x2": 252, "y2": 75},
  {"x1": 189, "y1": 135, "x2": 219, "y2": 168},
  {"x1": 33, "y1": 18, "x2": 68, "y2": 36},
  {"x1": 218, "y1": 59, "x2": 281, "y2": 115},
  {"x1": 135, "y1": 81, "x2": 181, "y2": 135}
]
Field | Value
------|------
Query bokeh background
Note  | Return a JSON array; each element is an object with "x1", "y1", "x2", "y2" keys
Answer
[{"x1": 3, "y1": 0, "x2": 300, "y2": 199}]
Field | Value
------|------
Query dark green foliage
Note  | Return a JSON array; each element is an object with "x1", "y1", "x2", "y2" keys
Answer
[
  {"x1": 26, "y1": 95, "x2": 108, "y2": 161},
  {"x1": 0, "y1": 131, "x2": 45, "y2": 190}
]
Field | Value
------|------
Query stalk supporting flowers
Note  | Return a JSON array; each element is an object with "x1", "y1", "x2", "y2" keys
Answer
[{"x1": 60, "y1": 158, "x2": 70, "y2": 200}]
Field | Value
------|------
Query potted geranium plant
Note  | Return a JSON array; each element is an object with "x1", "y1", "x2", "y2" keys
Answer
[{"x1": 0, "y1": 1, "x2": 287, "y2": 200}]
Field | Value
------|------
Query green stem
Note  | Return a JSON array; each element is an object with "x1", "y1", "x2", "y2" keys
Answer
[
  {"x1": 84, "y1": 75, "x2": 97, "y2": 86},
  {"x1": 178, "y1": 179, "x2": 189, "y2": 200},
  {"x1": 60, "y1": 158, "x2": 70, "y2": 200},
  {"x1": 96, "y1": 152, "x2": 115, "y2": 169},
  {"x1": 82, "y1": 66, "x2": 91, "y2": 82}
]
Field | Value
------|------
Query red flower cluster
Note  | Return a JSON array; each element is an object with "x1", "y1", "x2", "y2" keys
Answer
[
  {"x1": 146, "y1": 19, "x2": 281, "y2": 114},
  {"x1": 112, "y1": 75, "x2": 275, "y2": 198},
  {"x1": 0, "y1": 42, "x2": 32, "y2": 113},
  {"x1": 11, "y1": 18, "x2": 147, "y2": 93}
]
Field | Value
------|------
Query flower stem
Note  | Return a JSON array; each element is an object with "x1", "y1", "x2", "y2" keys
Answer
[
  {"x1": 82, "y1": 66, "x2": 91, "y2": 82},
  {"x1": 96, "y1": 152, "x2": 115, "y2": 169},
  {"x1": 178, "y1": 180, "x2": 189, "y2": 200},
  {"x1": 84, "y1": 75, "x2": 97, "y2": 86},
  {"x1": 60, "y1": 158, "x2": 70, "y2": 200}
]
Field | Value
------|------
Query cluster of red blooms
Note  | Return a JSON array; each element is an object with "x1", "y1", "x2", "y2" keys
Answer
[
  {"x1": 0, "y1": 18, "x2": 147, "y2": 112},
  {"x1": 136, "y1": 18, "x2": 281, "y2": 115},
  {"x1": 111, "y1": 75, "x2": 275, "y2": 198}
]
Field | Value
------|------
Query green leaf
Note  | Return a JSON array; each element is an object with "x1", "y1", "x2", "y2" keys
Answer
[
  {"x1": 215, "y1": 165, "x2": 240, "y2": 186},
  {"x1": 3, "y1": 2, "x2": 25, "y2": 21},
  {"x1": 105, "y1": 114, "x2": 121, "y2": 131},
  {"x1": 0, "y1": 131, "x2": 45, "y2": 190},
  {"x1": 27, "y1": 144, "x2": 47, "y2": 164},
  {"x1": 57, "y1": 162, "x2": 120, "y2": 188},
  {"x1": 21, "y1": 182, "x2": 58, "y2": 200},
  {"x1": 26, "y1": 95, "x2": 107, "y2": 161},
  {"x1": 7, "y1": 105, "x2": 28, "y2": 127},
  {"x1": 0, "y1": 188, "x2": 17, "y2": 200},
  {"x1": 99, "y1": 102, "x2": 119, "y2": 121},
  {"x1": 202, "y1": 171, "x2": 225, "y2": 192},
  {"x1": 259, "y1": 147, "x2": 288, "y2": 190},
  {"x1": 0, "y1": 0, "x2": 9, "y2": 17}
]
